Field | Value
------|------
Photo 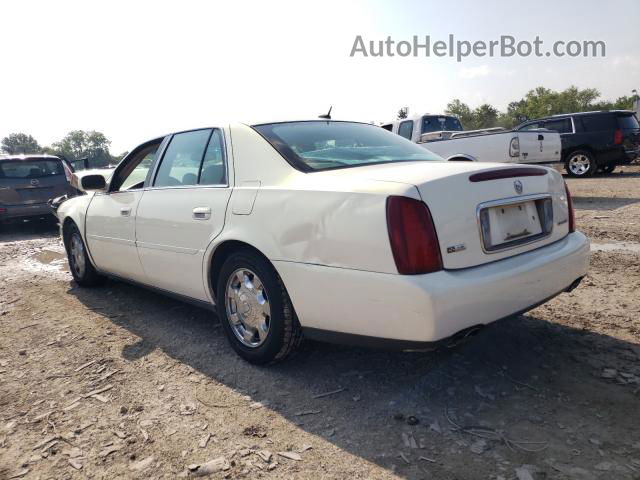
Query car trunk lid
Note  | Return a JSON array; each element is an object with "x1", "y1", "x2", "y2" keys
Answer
[{"x1": 331, "y1": 161, "x2": 571, "y2": 270}]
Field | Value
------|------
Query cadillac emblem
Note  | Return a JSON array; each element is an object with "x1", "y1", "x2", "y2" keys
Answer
[{"x1": 513, "y1": 180, "x2": 523, "y2": 194}]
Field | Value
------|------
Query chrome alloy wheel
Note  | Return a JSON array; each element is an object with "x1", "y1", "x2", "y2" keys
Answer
[
  {"x1": 69, "y1": 233, "x2": 86, "y2": 278},
  {"x1": 568, "y1": 154, "x2": 591, "y2": 176},
  {"x1": 225, "y1": 269, "x2": 271, "y2": 348}
]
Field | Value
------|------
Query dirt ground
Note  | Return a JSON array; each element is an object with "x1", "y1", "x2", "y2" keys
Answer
[{"x1": 1, "y1": 166, "x2": 640, "y2": 480}]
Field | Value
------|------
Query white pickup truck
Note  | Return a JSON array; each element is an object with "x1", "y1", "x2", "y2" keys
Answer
[{"x1": 381, "y1": 114, "x2": 562, "y2": 164}]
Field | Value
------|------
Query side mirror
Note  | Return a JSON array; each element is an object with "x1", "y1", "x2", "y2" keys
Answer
[{"x1": 81, "y1": 174, "x2": 107, "y2": 192}]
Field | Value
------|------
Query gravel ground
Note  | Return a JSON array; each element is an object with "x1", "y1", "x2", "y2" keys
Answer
[{"x1": 1, "y1": 166, "x2": 639, "y2": 480}]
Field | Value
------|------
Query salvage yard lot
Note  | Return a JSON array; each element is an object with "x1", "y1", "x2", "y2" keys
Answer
[{"x1": 1, "y1": 166, "x2": 640, "y2": 480}]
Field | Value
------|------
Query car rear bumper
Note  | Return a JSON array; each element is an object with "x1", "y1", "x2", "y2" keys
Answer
[
  {"x1": 0, "y1": 202, "x2": 54, "y2": 220},
  {"x1": 275, "y1": 231, "x2": 590, "y2": 347}
]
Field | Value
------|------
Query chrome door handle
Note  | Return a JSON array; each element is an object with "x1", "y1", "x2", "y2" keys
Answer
[
  {"x1": 192, "y1": 207, "x2": 211, "y2": 220},
  {"x1": 120, "y1": 207, "x2": 131, "y2": 217}
]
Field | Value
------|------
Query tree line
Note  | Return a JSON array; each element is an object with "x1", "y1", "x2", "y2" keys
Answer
[
  {"x1": 397, "y1": 85, "x2": 637, "y2": 130},
  {"x1": 0, "y1": 130, "x2": 127, "y2": 168}
]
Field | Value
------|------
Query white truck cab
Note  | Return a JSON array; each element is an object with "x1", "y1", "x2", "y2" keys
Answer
[{"x1": 382, "y1": 114, "x2": 562, "y2": 164}]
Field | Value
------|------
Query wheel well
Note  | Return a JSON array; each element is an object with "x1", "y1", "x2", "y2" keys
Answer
[
  {"x1": 208, "y1": 240, "x2": 271, "y2": 303},
  {"x1": 563, "y1": 146, "x2": 594, "y2": 161},
  {"x1": 61, "y1": 217, "x2": 77, "y2": 250},
  {"x1": 448, "y1": 156, "x2": 474, "y2": 162}
]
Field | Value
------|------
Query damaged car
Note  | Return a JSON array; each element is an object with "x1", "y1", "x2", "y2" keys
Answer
[{"x1": 55, "y1": 120, "x2": 590, "y2": 364}]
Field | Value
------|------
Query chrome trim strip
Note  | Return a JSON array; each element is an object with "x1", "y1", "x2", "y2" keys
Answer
[
  {"x1": 476, "y1": 193, "x2": 553, "y2": 254},
  {"x1": 135, "y1": 241, "x2": 199, "y2": 255},
  {"x1": 86, "y1": 234, "x2": 135, "y2": 246}
]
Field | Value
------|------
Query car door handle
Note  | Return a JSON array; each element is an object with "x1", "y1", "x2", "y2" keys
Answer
[
  {"x1": 192, "y1": 207, "x2": 211, "y2": 220},
  {"x1": 120, "y1": 207, "x2": 131, "y2": 217}
]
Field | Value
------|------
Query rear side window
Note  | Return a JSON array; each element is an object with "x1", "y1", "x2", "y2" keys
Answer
[
  {"x1": 381, "y1": 124, "x2": 393, "y2": 131},
  {"x1": 154, "y1": 129, "x2": 212, "y2": 187},
  {"x1": 198, "y1": 129, "x2": 227, "y2": 185},
  {"x1": 617, "y1": 114, "x2": 640, "y2": 130},
  {"x1": 544, "y1": 118, "x2": 573, "y2": 134},
  {"x1": 398, "y1": 120, "x2": 414, "y2": 140},
  {"x1": 580, "y1": 115, "x2": 615, "y2": 132},
  {"x1": 0, "y1": 159, "x2": 63, "y2": 178}
]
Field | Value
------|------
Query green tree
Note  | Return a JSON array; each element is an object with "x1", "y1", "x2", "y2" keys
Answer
[
  {"x1": 445, "y1": 100, "x2": 499, "y2": 130},
  {"x1": 51, "y1": 130, "x2": 112, "y2": 168},
  {"x1": 397, "y1": 108, "x2": 408, "y2": 119},
  {"x1": 445, "y1": 99, "x2": 474, "y2": 128},
  {"x1": 1, "y1": 133, "x2": 42, "y2": 154}
]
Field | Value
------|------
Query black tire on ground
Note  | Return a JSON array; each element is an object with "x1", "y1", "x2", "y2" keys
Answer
[
  {"x1": 64, "y1": 222, "x2": 105, "y2": 287},
  {"x1": 564, "y1": 150, "x2": 596, "y2": 177},
  {"x1": 216, "y1": 249, "x2": 302, "y2": 364},
  {"x1": 601, "y1": 164, "x2": 616, "y2": 174}
]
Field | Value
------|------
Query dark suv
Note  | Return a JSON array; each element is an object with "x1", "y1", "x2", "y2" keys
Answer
[
  {"x1": 0, "y1": 154, "x2": 75, "y2": 223},
  {"x1": 516, "y1": 111, "x2": 640, "y2": 177}
]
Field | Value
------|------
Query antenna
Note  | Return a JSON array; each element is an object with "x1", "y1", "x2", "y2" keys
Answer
[{"x1": 319, "y1": 106, "x2": 332, "y2": 120}]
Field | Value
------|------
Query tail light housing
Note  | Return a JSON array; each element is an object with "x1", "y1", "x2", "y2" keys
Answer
[
  {"x1": 564, "y1": 182, "x2": 575, "y2": 233},
  {"x1": 386, "y1": 196, "x2": 443, "y2": 275},
  {"x1": 613, "y1": 128, "x2": 623, "y2": 145},
  {"x1": 509, "y1": 137, "x2": 520, "y2": 157}
]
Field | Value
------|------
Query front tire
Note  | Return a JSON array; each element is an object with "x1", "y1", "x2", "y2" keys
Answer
[
  {"x1": 565, "y1": 150, "x2": 596, "y2": 177},
  {"x1": 216, "y1": 250, "x2": 302, "y2": 364},
  {"x1": 64, "y1": 223, "x2": 104, "y2": 287}
]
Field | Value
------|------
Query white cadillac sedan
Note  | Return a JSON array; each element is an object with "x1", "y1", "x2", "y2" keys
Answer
[{"x1": 56, "y1": 120, "x2": 590, "y2": 364}]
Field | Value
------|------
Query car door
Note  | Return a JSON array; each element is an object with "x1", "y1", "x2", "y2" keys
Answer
[
  {"x1": 517, "y1": 119, "x2": 565, "y2": 163},
  {"x1": 85, "y1": 139, "x2": 164, "y2": 282},
  {"x1": 135, "y1": 128, "x2": 232, "y2": 301}
]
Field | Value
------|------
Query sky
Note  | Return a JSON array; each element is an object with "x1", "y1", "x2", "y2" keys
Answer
[{"x1": 1, "y1": 0, "x2": 639, "y2": 153}]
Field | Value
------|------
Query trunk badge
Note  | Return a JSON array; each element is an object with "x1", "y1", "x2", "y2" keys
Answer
[
  {"x1": 446, "y1": 243, "x2": 466, "y2": 254},
  {"x1": 30, "y1": 179, "x2": 40, "y2": 186},
  {"x1": 514, "y1": 180, "x2": 523, "y2": 194}
]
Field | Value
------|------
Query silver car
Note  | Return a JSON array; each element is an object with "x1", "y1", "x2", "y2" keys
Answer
[{"x1": 0, "y1": 154, "x2": 75, "y2": 222}]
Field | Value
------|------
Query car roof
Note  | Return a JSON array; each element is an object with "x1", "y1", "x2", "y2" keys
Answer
[
  {"x1": 546, "y1": 110, "x2": 635, "y2": 119},
  {"x1": 0, "y1": 153, "x2": 63, "y2": 161}
]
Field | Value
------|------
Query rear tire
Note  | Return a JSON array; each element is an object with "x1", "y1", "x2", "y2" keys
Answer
[
  {"x1": 64, "y1": 223, "x2": 104, "y2": 287},
  {"x1": 565, "y1": 150, "x2": 596, "y2": 177},
  {"x1": 216, "y1": 250, "x2": 302, "y2": 364}
]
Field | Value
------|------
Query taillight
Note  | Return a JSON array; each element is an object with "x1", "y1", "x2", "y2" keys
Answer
[
  {"x1": 386, "y1": 196, "x2": 443, "y2": 275},
  {"x1": 509, "y1": 137, "x2": 520, "y2": 157},
  {"x1": 614, "y1": 128, "x2": 623, "y2": 145},
  {"x1": 564, "y1": 182, "x2": 575, "y2": 233}
]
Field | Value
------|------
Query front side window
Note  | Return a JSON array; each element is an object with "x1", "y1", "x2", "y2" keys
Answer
[
  {"x1": 111, "y1": 141, "x2": 161, "y2": 192},
  {"x1": 398, "y1": 120, "x2": 414, "y2": 140},
  {"x1": 0, "y1": 159, "x2": 63, "y2": 178},
  {"x1": 154, "y1": 129, "x2": 212, "y2": 187},
  {"x1": 253, "y1": 121, "x2": 442, "y2": 172}
]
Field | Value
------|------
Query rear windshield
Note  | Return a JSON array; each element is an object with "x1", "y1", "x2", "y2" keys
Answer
[
  {"x1": 253, "y1": 121, "x2": 442, "y2": 172},
  {"x1": 0, "y1": 159, "x2": 64, "y2": 179},
  {"x1": 422, "y1": 115, "x2": 464, "y2": 133},
  {"x1": 617, "y1": 114, "x2": 640, "y2": 130}
]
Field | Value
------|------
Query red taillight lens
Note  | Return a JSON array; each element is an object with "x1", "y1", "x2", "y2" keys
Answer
[
  {"x1": 386, "y1": 196, "x2": 443, "y2": 275},
  {"x1": 614, "y1": 128, "x2": 623, "y2": 145},
  {"x1": 564, "y1": 182, "x2": 575, "y2": 233}
]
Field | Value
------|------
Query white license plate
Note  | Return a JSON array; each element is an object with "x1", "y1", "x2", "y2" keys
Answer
[{"x1": 480, "y1": 200, "x2": 545, "y2": 251}]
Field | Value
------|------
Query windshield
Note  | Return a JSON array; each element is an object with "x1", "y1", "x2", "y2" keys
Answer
[
  {"x1": 0, "y1": 159, "x2": 64, "y2": 179},
  {"x1": 253, "y1": 121, "x2": 442, "y2": 172},
  {"x1": 421, "y1": 115, "x2": 464, "y2": 133}
]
